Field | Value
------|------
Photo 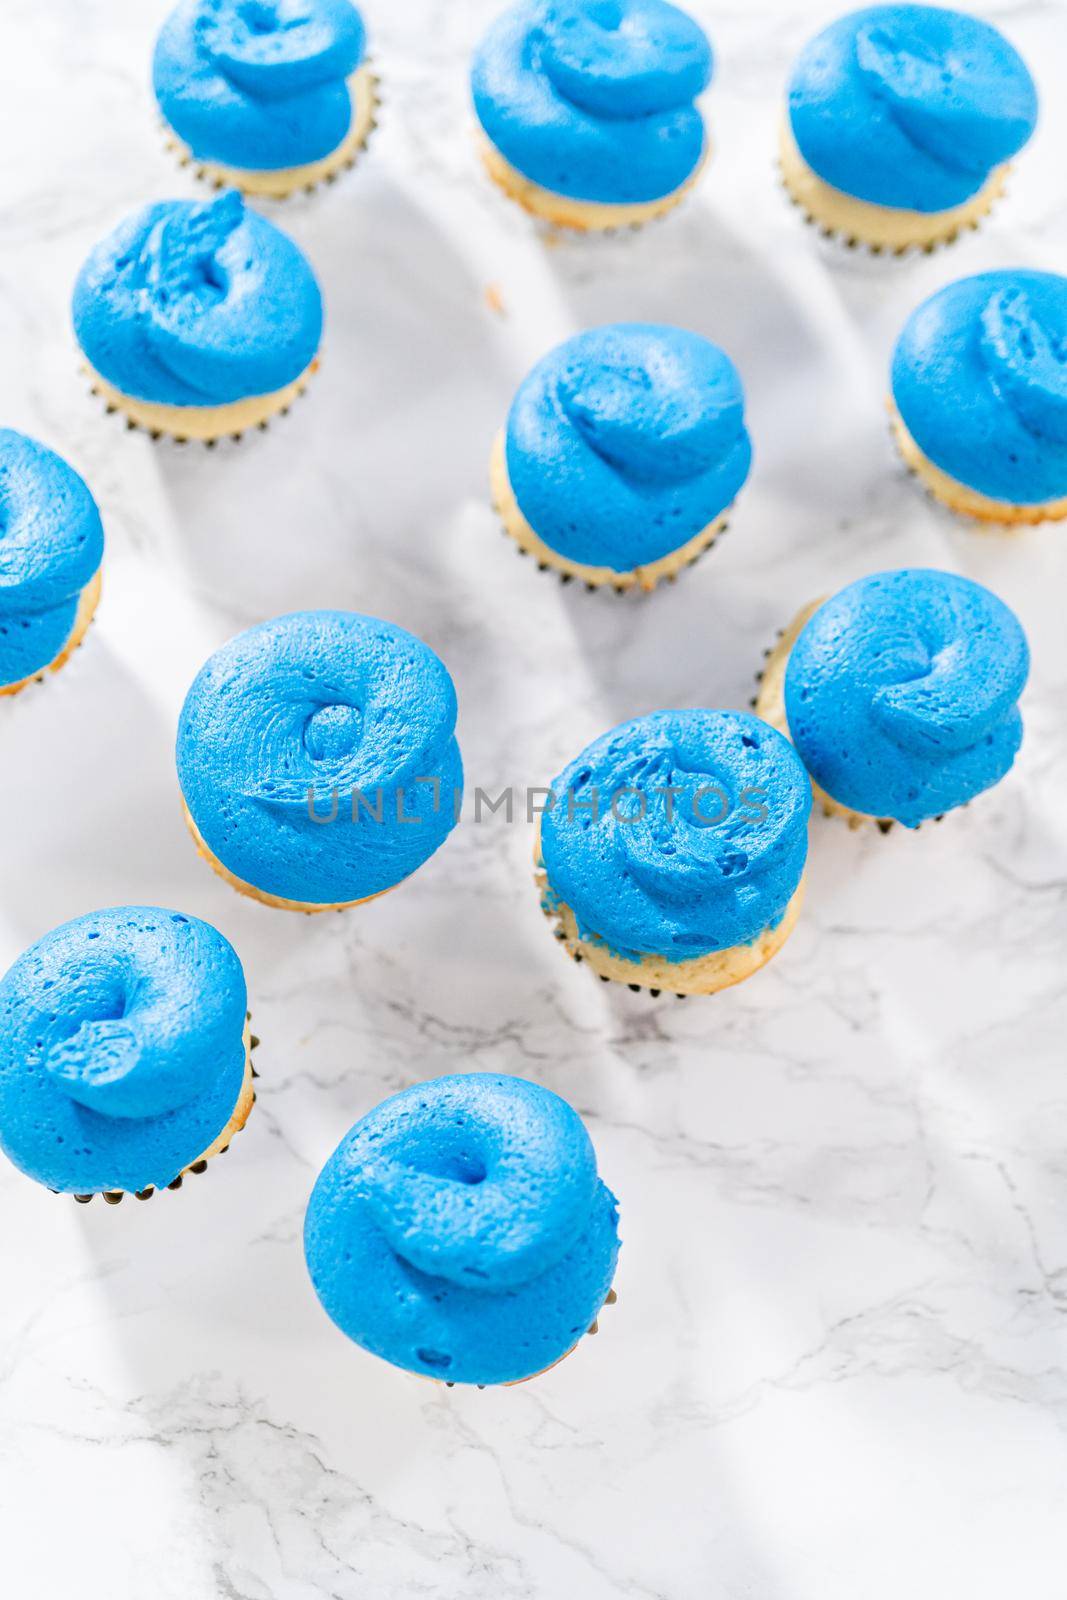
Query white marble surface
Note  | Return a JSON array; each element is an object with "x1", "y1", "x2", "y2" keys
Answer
[{"x1": 1, "y1": 1, "x2": 1066, "y2": 1595}]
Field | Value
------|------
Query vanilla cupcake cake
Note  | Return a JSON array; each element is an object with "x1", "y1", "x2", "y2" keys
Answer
[
  {"x1": 493, "y1": 323, "x2": 752, "y2": 591},
  {"x1": 177, "y1": 610, "x2": 463, "y2": 911},
  {"x1": 756, "y1": 569, "x2": 1029, "y2": 830},
  {"x1": 72, "y1": 191, "x2": 322, "y2": 443},
  {"x1": 782, "y1": 5, "x2": 1038, "y2": 252},
  {"x1": 305, "y1": 1073, "x2": 620, "y2": 1386},
  {"x1": 154, "y1": 0, "x2": 377, "y2": 199},
  {"x1": 0, "y1": 431, "x2": 104, "y2": 696},
  {"x1": 0, "y1": 908, "x2": 256, "y2": 1202},
  {"x1": 890, "y1": 270, "x2": 1067, "y2": 524},
  {"x1": 537, "y1": 710, "x2": 811, "y2": 995},
  {"x1": 472, "y1": 0, "x2": 713, "y2": 230}
]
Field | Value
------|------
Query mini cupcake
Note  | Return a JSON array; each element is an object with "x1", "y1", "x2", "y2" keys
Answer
[
  {"x1": 177, "y1": 610, "x2": 463, "y2": 912},
  {"x1": 72, "y1": 191, "x2": 322, "y2": 443},
  {"x1": 154, "y1": 0, "x2": 377, "y2": 199},
  {"x1": 782, "y1": 6, "x2": 1038, "y2": 253},
  {"x1": 0, "y1": 907, "x2": 255, "y2": 1202},
  {"x1": 305, "y1": 1073, "x2": 620, "y2": 1386},
  {"x1": 0, "y1": 431, "x2": 104, "y2": 696},
  {"x1": 755, "y1": 569, "x2": 1029, "y2": 831},
  {"x1": 536, "y1": 710, "x2": 811, "y2": 995},
  {"x1": 890, "y1": 270, "x2": 1067, "y2": 524},
  {"x1": 472, "y1": 0, "x2": 712, "y2": 231},
  {"x1": 492, "y1": 324, "x2": 752, "y2": 592}
]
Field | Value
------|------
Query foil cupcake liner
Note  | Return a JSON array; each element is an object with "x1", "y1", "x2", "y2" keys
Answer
[
  {"x1": 492, "y1": 467, "x2": 732, "y2": 597},
  {"x1": 85, "y1": 365, "x2": 317, "y2": 448},
  {"x1": 777, "y1": 158, "x2": 1001, "y2": 258},
  {"x1": 540, "y1": 887, "x2": 692, "y2": 997}
]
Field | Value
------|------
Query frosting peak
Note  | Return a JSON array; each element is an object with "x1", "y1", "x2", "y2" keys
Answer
[
  {"x1": 541, "y1": 710, "x2": 811, "y2": 960},
  {"x1": 538, "y1": 0, "x2": 710, "y2": 117},
  {"x1": 560, "y1": 334, "x2": 740, "y2": 480},
  {"x1": 0, "y1": 430, "x2": 104, "y2": 687},
  {"x1": 788, "y1": 7, "x2": 1037, "y2": 211},
  {"x1": 40, "y1": 951, "x2": 216, "y2": 1123},
  {"x1": 853, "y1": 17, "x2": 1033, "y2": 177},
  {"x1": 0, "y1": 908, "x2": 248, "y2": 1194},
  {"x1": 143, "y1": 188, "x2": 242, "y2": 306},
  {"x1": 201, "y1": 0, "x2": 361, "y2": 97},
  {"x1": 304, "y1": 1074, "x2": 620, "y2": 1385},
  {"x1": 979, "y1": 289, "x2": 1067, "y2": 446},
  {"x1": 892, "y1": 270, "x2": 1067, "y2": 504},
  {"x1": 154, "y1": 0, "x2": 366, "y2": 168},
  {"x1": 472, "y1": 0, "x2": 711, "y2": 204},
  {"x1": 506, "y1": 324, "x2": 751, "y2": 568},
  {"x1": 784, "y1": 569, "x2": 1029, "y2": 825},
  {"x1": 72, "y1": 194, "x2": 323, "y2": 407}
]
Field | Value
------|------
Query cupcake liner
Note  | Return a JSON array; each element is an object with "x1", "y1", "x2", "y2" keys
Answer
[
  {"x1": 490, "y1": 433, "x2": 732, "y2": 593},
  {"x1": 779, "y1": 169, "x2": 992, "y2": 258},
  {"x1": 888, "y1": 404, "x2": 1067, "y2": 528},
  {"x1": 0, "y1": 568, "x2": 102, "y2": 699},
  {"x1": 777, "y1": 120, "x2": 1006, "y2": 257},
  {"x1": 84, "y1": 359, "x2": 318, "y2": 447},
  {"x1": 499, "y1": 516, "x2": 729, "y2": 595},
  {"x1": 479, "y1": 133, "x2": 709, "y2": 237},
  {"x1": 535, "y1": 834, "x2": 802, "y2": 996},
  {"x1": 181, "y1": 797, "x2": 391, "y2": 913},
  {"x1": 548, "y1": 915, "x2": 686, "y2": 997},
  {"x1": 539, "y1": 882, "x2": 804, "y2": 993},
  {"x1": 162, "y1": 66, "x2": 381, "y2": 201},
  {"x1": 67, "y1": 1020, "x2": 259, "y2": 1204}
]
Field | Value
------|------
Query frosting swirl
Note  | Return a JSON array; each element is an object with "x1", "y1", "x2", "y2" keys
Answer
[
  {"x1": 892, "y1": 270, "x2": 1067, "y2": 504},
  {"x1": 72, "y1": 192, "x2": 322, "y2": 407},
  {"x1": 506, "y1": 324, "x2": 751, "y2": 568},
  {"x1": 176, "y1": 610, "x2": 463, "y2": 905},
  {"x1": 541, "y1": 710, "x2": 811, "y2": 961},
  {"x1": 153, "y1": 0, "x2": 366, "y2": 170},
  {"x1": 0, "y1": 431, "x2": 104, "y2": 687},
  {"x1": 471, "y1": 0, "x2": 712, "y2": 204},
  {"x1": 784, "y1": 569, "x2": 1029, "y2": 826},
  {"x1": 304, "y1": 1073, "x2": 620, "y2": 1385},
  {"x1": 788, "y1": 6, "x2": 1037, "y2": 211},
  {"x1": 0, "y1": 908, "x2": 247, "y2": 1194}
]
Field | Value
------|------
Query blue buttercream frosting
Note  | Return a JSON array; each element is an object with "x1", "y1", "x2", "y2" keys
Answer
[
  {"x1": 72, "y1": 192, "x2": 322, "y2": 407},
  {"x1": 153, "y1": 0, "x2": 366, "y2": 170},
  {"x1": 788, "y1": 6, "x2": 1037, "y2": 211},
  {"x1": 892, "y1": 270, "x2": 1067, "y2": 505},
  {"x1": 541, "y1": 710, "x2": 811, "y2": 962},
  {"x1": 472, "y1": 0, "x2": 712, "y2": 204},
  {"x1": 0, "y1": 908, "x2": 247, "y2": 1195},
  {"x1": 177, "y1": 610, "x2": 463, "y2": 905},
  {"x1": 506, "y1": 324, "x2": 751, "y2": 569},
  {"x1": 0, "y1": 431, "x2": 104, "y2": 688},
  {"x1": 305, "y1": 1073, "x2": 620, "y2": 1386},
  {"x1": 784, "y1": 569, "x2": 1029, "y2": 826}
]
